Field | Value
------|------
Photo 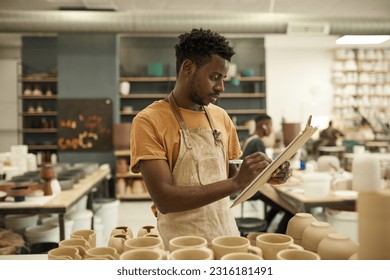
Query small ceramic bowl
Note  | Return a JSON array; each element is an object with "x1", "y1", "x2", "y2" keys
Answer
[{"x1": 0, "y1": 190, "x2": 7, "y2": 201}]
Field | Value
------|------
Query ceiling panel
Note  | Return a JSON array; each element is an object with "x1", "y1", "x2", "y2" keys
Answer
[{"x1": 0, "y1": 0, "x2": 389, "y2": 18}]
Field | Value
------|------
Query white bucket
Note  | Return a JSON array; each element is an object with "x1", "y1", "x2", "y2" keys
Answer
[
  {"x1": 5, "y1": 214, "x2": 39, "y2": 234},
  {"x1": 93, "y1": 216, "x2": 105, "y2": 247},
  {"x1": 93, "y1": 198, "x2": 120, "y2": 240},
  {"x1": 326, "y1": 208, "x2": 358, "y2": 243},
  {"x1": 41, "y1": 216, "x2": 74, "y2": 240},
  {"x1": 24, "y1": 224, "x2": 60, "y2": 245},
  {"x1": 65, "y1": 209, "x2": 93, "y2": 231}
]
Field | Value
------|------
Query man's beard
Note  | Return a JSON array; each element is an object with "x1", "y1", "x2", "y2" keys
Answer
[{"x1": 188, "y1": 78, "x2": 206, "y2": 106}]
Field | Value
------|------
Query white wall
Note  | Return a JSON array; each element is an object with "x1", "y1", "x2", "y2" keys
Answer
[{"x1": 265, "y1": 35, "x2": 339, "y2": 133}]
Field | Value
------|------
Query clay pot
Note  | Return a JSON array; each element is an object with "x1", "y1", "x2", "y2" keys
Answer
[
  {"x1": 317, "y1": 233, "x2": 358, "y2": 260},
  {"x1": 286, "y1": 213, "x2": 317, "y2": 245},
  {"x1": 301, "y1": 221, "x2": 337, "y2": 252}
]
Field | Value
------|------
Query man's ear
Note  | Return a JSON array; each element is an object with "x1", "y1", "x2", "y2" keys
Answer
[{"x1": 182, "y1": 59, "x2": 194, "y2": 76}]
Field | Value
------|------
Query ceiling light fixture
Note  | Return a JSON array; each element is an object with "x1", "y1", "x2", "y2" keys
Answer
[{"x1": 336, "y1": 35, "x2": 390, "y2": 45}]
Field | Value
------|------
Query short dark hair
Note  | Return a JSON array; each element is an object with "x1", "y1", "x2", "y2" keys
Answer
[
  {"x1": 255, "y1": 114, "x2": 271, "y2": 123},
  {"x1": 174, "y1": 28, "x2": 235, "y2": 75}
]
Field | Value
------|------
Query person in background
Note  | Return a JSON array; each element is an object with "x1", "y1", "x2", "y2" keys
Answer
[
  {"x1": 129, "y1": 28, "x2": 291, "y2": 249},
  {"x1": 319, "y1": 120, "x2": 345, "y2": 147},
  {"x1": 241, "y1": 114, "x2": 273, "y2": 158},
  {"x1": 240, "y1": 114, "x2": 296, "y2": 234}
]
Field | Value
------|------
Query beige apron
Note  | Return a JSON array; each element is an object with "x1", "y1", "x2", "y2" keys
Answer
[{"x1": 157, "y1": 93, "x2": 239, "y2": 249}]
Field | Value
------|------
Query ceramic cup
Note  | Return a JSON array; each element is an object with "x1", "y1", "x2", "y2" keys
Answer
[
  {"x1": 276, "y1": 249, "x2": 320, "y2": 260},
  {"x1": 120, "y1": 248, "x2": 165, "y2": 260},
  {"x1": 170, "y1": 248, "x2": 214, "y2": 260},
  {"x1": 301, "y1": 221, "x2": 337, "y2": 252},
  {"x1": 48, "y1": 247, "x2": 82, "y2": 260},
  {"x1": 286, "y1": 213, "x2": 317, "y2": 245},
  {"x1": 59, "y1": 238, "x2": 91, "y2": 258},
  {"x1": 85, "y1": 246, "x2": 120, "y2": 260},
  {"x1": 137, "y1": 225, "x2": 159, "y2": 237},
  {"x1": 71, "y1": 229, "x2": 96, "y2": 248},
  {"x1": 256, "y1": 233, "x2": 303, "y2": 260},
  {"x1": 317, "y1": 233, "x2": 359, "y2": 260},
  {"x1": 108, "y1": 234, "x2": 130, "y2": 254},
  {"x1": 211, "y1": 236, "x2": 262, "y2": 260},
  {"x1": 169, "y1": 235, "x2": 208, "y2": 252},
  {"x1": 110, "y1": 226, "x2": 133, "y2": 239},
  {"x1": 246, "y1": 232, "x2": 266, "y2": 246},
  {"x1": 221, "y1": 252, "x2": 263, "y2": 260}
]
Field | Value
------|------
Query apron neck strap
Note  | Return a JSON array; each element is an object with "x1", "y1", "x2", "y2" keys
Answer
[
  {"x1": 168, "y1": 92, "x2": 222, "y2": 146},
  {"x1": 168, "y1": 92, "x2": 192, "y2": 149}
]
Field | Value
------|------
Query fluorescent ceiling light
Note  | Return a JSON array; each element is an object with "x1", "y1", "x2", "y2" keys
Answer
[{"x1": 336, "y1": 35, "x2": 390, "y2": 45}]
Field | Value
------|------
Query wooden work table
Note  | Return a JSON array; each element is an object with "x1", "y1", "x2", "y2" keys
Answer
[
  {"x1": 0, "y1": 166, "x2": 112, "y2": 241},
  {"x1": 272, "y1": 172, "x2": 356, "y2": 213}
]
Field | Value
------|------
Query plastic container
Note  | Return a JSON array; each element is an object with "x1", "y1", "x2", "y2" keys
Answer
[
  {"x1": 326, "y1": 208, "x2": 358, "y2": 243},
  {"x1": 65, "y1": 209, "x2": 93, "y2": 231},
  {"x1": 93, "y1": 198, "x2": 120, "y2": 239}
]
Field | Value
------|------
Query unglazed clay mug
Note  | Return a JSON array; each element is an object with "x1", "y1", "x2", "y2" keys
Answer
[
  {"x1": 211, "y1": 236, "x2": 262, "y2": 260},
  {"x1": 301, "y1": 221, "x2": 337, "y2": 252},
  {"x1": 286, "y1": 213, "x2": 317, "y2": 245},
  {"x1": 221, "y1": 252, "x2": 263, "y2": 260},
  {"x1": 276, "y1": 249, "x2": 320, "y2": 260},
  {"x1": 59, "y1": 238, "x2": 91, "y2": 259},
  {"x1": 124, "y1": 236, "x2": 164, "y2": 251},
  {"x1": 170, "y1": 248, "x2": 214, "y2": 260},
  {"x1": 108, "y1": 234, "x2": 130, "y2": 254},
  {"x1": 256, "y1": 233, "x2": 303, "y2": 260},
  {"x1": 120, "y1": 249, "x2": 165, "y2": 260},
  {"x1": 317, "y1": 233, "x2": 358, "y2": 260},
  {"x1": 85, "y1": 246, "x2": 120, "y2": 260},
  {"x1": 48, "y1": 247, "x2": 82, "y2": 260},
  {"x1": 71, "y1": 229, "x2": 96, "y2": 248},
  {"x1": 137, "y1": 225, "x2": 159, "y2": 237},
  {"x1": 169, "y1": 235, "x2": 208, "y2": 252},
  {"x1": 111, "y1": 226, "x2": 133, "y2": 239},
  {"x1": 246, "y1": 232, "x2": 266, "y2": 246}
]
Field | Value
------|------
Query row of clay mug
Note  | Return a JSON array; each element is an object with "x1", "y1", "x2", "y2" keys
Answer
[
  {"x1": 286, "y1": 213, "x2": 358, "y2": 259},
  {"x1": 211, "y1": 235, "x2": 263, "y2": 260}
]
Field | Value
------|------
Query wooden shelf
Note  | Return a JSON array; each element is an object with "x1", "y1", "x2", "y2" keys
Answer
[
  {"x1": 116, "y1": 192, "x2": 151, "y2": 201},
  {"x1": 120, "y1": 93, "x2": 266, "y2": 99},
  {"x1": 19, "y1": 95, "x2": 57, "y2": 99},
  {"x1": 120, "y1": 76, "x2": 266, "y2": 83},
  {"x1": 115, "y1": 150, "x2": 131, "y2": 156},
  {"x1": 20, "y1": 112, "x2": 57, "y2": 116},
  {"x1": 116, "y1": 172, "x2": 142, "y2": 179},
  {"x1": 226, "y1": 109, "x2": 266, "y2": 115},
  {"x1": 120, "y1": 77, "x2": 176, "y2": 82},
  {"x1": 19, "y1": 77, "x2": 58, "y2": 82},
  {"x1": 27, "y1": 145, "x2": 58, "y2": 150},
  {"x1": 121, "y1": 94, "x2": 168, "y2": 99},
  {"x1": 20, "y1": 128, "x2": 57, "y2": 133}
]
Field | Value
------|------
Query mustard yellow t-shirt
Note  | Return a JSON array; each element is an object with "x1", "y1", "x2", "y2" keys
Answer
[{"x1": 130, "y1": 99, "x2": 242, "y2": 175}]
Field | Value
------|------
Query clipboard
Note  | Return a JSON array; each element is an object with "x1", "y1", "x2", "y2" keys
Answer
[{"x1": 231, "y1": 115, "x2": 318, "y2": 208}]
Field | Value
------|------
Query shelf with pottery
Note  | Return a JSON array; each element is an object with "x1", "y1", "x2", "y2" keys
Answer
[
  {"x1": 18, "y1": 75, "x2": 59, "y2": 159},
  {"x1": 114, "y1": 151, "x2": 151, "y2": 201},
  {"x1": 331, "y1": 48, "x2": 390, "y2": 132}
]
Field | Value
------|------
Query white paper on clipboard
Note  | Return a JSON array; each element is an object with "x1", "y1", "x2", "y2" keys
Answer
[{"x1": 231, "y1": 115, "x2": 318, "y2": 208}]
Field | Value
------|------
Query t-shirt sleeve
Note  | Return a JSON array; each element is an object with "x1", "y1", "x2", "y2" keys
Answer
[
  {"x1": 226, "y1": 117, "x2": 242, "y2": 160},
  {"x1": 130, "y1": 114, "x2": 167, "y2": 173}
]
